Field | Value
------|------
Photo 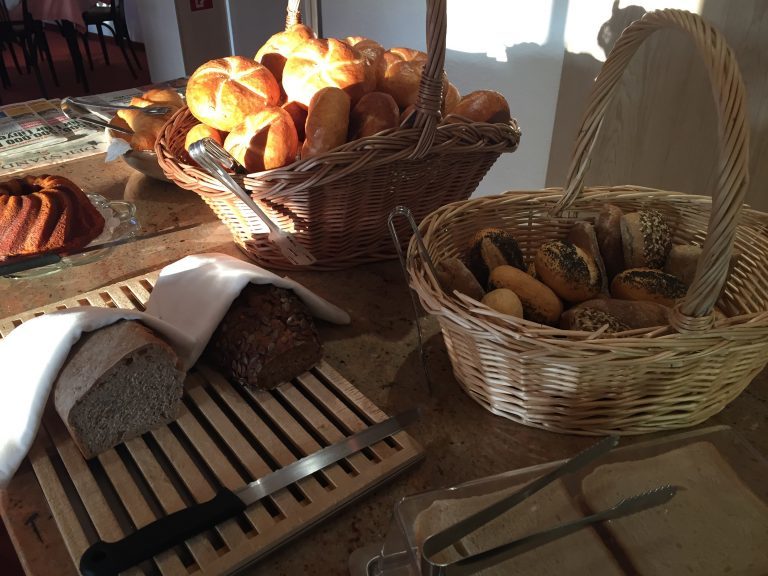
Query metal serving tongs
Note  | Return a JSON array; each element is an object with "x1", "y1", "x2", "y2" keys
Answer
[
  {"x1": 60, "y1": 97, "x2": 133, "y2": 134},
  {"x1": 420, "y1": 436, "x2": 679, "y2": 575},
  {"x1": 189, "y1": 138, "x2": 316, "y2": 266},
  {"x1": 63, "y1": 96, "x2": 171, "y2": 116}
]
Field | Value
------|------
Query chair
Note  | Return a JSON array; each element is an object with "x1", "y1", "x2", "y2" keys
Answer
[{"x1": 80, "y1": 0, "x2": 140, "y2": 78}]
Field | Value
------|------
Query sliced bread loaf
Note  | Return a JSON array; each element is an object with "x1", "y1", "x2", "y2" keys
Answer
[{"x1": 54, "y1": 320, "x2": 185, "y2": 459}]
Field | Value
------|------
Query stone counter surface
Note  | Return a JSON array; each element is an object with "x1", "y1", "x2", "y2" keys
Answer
[{"x1": 1, "y1": 155, "x2": 767, "y2": 575}]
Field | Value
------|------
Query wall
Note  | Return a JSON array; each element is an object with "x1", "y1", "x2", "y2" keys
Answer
[{"x1": 133, "y1": 0, "x2": 186, "y2": 82}]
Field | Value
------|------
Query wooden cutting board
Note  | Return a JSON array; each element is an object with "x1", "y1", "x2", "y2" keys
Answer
[{"x1": 0, "y1": 270, "x2": 424, "y2": 576}]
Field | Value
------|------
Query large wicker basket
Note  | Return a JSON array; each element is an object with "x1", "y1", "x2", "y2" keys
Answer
[
  {"x1": 407, "y1": 9, "x2": 768, "y2": 435},
  {"x1": 155, "y1": 0, "x2": 520, "y2": 270}
]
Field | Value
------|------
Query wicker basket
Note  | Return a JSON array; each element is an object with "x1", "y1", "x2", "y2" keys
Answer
[
  {"x1": 407, "y1": 9, "x2": 768, "y2": 435},
  {"x1": 155, "y1": 0, "x2": 520, "y2": 270}
]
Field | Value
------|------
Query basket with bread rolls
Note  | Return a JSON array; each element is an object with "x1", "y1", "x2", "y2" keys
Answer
[
  {"x1": 155, "y1": 0, "x2": 520, "y2": 270},
  {"x1": 406, "y1": 10, "x2": 768, "y2": 435}
]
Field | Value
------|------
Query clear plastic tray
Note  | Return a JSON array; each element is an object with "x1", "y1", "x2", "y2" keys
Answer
[{"x1": 351, "y1": 425, "x2": 768, "y2": 576}]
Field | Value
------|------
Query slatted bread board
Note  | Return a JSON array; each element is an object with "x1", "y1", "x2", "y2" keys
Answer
[{"x1": 0, "y1": 271, "x2": 423, "y2": 576}]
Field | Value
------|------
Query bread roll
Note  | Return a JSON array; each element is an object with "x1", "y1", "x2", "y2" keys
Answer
[
  {"x1": 108, "y1": 115, "x2": 132, "y2": 145},
  {"x1": 126, "y1": 114, "x2": 167, "y2": 152},
  {"x1": 534, "y1": 240, "x2": 602, "y2": 303},
  {"x1": 281, "y1": 100, "x2": 308, "y2": 141},
  {"x1": 224, "y1": 106, "x2": 298, "y2": 173},
  {"x1": 301, "y1": 87, "x2": 351, "y2": 158},
  {"x1": 348, "y1": 91, "x2": 399, "y2": 140},
  {"x1": 482, "y1": 288, "x2": 523, "y2": 318},
  {"x1": 664, "y1": 244, "x2": 702, "y2": 287},
  {"x1": 445, "y1": 90, "x2": 511, "y2": 124},
  {"x1": 115, "y1": 89, "x2": 182, "y2": 151},
  {"x1": 611, "y1": 268, "x2": 687, "y2": 307},
  {"x1": 567, "y1": 221, "x2": 608, "y2": 294},
  {"x1": 186, "y1": 56, "x2": 280, "y2": 132},
  {"x1": 54, "y1": 321, "x2": 185, "y2": 459},
  {"x1": 254, "y1": 23, "x2": 315, "y2": 83},
  {"x1": 435, "y1": 257, "x2": 485, "y2": 301},
  {"x1": 345, "y1": 36, "x2": 385, "y2": 96},
  {"x1": 131, "y1": 88, "x2": 184, "y2": 109},
  {"x1": 442, "y1": 81, "x2": 461, "y2": 115},
  {"x1": 282, "y1": 38, "x2": 369, "y2": 107},
  {"x1": 560, "y1": 307, "x2": 629, "y2": 333},
  {"x1": 376, "y1": 47, "x2": 428, "y2": 109},
  {"x1": 594, "y1": 204, "x2": 624, "y2": 281},
  {"x1": 565, "y1": 298, "x2": 671, "y2": 329},
  {"x1": 621, "y1": 209, "x2": 672, "y2": 269},
  {"x1": 489, "y1": 265, "x2": 563, "y2": 325},
  {"x1": 184, "y1": 123, "x2": 226, "y2": 152},
  {"x1": 466, "y1": 228, "x2": 525, "y2": 287}
]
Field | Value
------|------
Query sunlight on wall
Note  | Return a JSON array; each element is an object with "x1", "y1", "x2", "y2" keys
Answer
[{"x1": 445, "y1": 0, "x2": 554, "y2": 62}]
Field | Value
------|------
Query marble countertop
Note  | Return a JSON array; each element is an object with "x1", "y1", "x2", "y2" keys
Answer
[{"x1": 1, "y1": 154, "x2": 767, "y2": 575}]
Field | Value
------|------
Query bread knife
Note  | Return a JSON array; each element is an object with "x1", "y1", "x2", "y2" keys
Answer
[
  {"x1": 0, "y1": 222, "x2": 201, "y2": 277},
  {"x1": 79, "y1": 406, "x2": 421, "y2": 576}
]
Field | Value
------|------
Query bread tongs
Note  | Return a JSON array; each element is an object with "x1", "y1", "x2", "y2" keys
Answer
[
  {"x1": 421, "y1": 436, "x2": 679, "y2": 575},
  {"x1": 188, "y1": 138, "x2": 316, "y2": 266}
]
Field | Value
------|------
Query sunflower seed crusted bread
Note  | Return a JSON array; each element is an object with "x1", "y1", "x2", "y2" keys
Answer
[
  {"x1": 203, "y1": 283, "x2": 322, "y2": 390},
  {"x1": 54, "y1": 320, "x2": 185, "y2": 459}
]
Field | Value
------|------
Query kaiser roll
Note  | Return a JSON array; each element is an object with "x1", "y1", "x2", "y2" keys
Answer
[
  {"x1": 184, "y1": 123, "x2": 226, "y2": 152},
  {"x1": 282, "y1": 38, "x2": 369, "y2": 107},
  {"x1": 302, "y1": 87, "x2": 351, "y2": 158},
  {"x1": 348, "y1": 91, "x2": 399, "y2": 140},
  {"x1": 223, "y1": 106, "x2": 298, "y2": 173},
  {"x1": 254, "y1": 23, "x2": 315, "y2": 83},
  {"x1": 345, "y1": 36, "x2": 385, "y2": 94},
  {"x1": 376, "y1": 47, "x2": 428, "y2": 109},
  {"x1": 186, "y1": 56, "x2": 280, "y2": 132},
  {"x1": 446, "y1": 90, "x2": 510, "y2": 124}
]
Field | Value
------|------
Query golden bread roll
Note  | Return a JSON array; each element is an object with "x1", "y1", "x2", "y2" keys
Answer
[
  {"x1": 534, "y1": 239, "x2": 602, "y2": 303},
  {"x1": 282, "y1": 38, "x2": 369, "y2": 107},
  {"x1": 348, "y1": 91, "x2": 399, "y2": 140},
  {"x1": 184, "y1": 123, "x2": 225, "y2": 152},
  {"x1": 108, "y1": 116, "x2": 132, "y2": 144},
  {"x1": 254, "y1": 23, "x2": 315, "y2": 83},
  {"x1": 446, "y1": 90, "x2": 510, "y2": 124},
  {"x1": 564, "y1": 298, "x2": 671, "y2": 330},
  {"x1": 186, "y1": 56, "x2": 281, "y2": 132},
  {"x1": 435, "y1": 257, "x2": 485, "y2": 301},
  {"x1": 567, "y1": 221, "x2": 608, "y2": 294},
  {"x1": 301, "y1": 87, "x2": 351, "y2": 158},
  {"x1": 610, "y1": 268, "x2": 687, "y2": 307},
  {"x1": 442, "y1": 81, "x2": 461, "y2": 115},
  {"x1": 594, "y1": 204, "x2": 624, "y2": 281},
  {"x1": 466, "y1": 228, "x2": 525, "y2": 287},
  {"x1": 281, "y1": 100, "x2": 308, "y2": 142},
  {"x1": 126, "y1": 114, "x2": 167, "y2": 151},
  {"x1": 620, "y1": 209, "x2": 672, "y2": 270},
  {"x1": 489, "y1": 265, "x2": 563, "y2": 325},
  {"x1": 132, "y1": 88, "x2": 184, "y2": 109},
  {"x1": 482, "y1": 288, "x2": 523, "y2": 318},
  {"x1": 345, "y1": 36, "x2": 385, "y2": 96},
  {"x1": 560, "y1": 307, "x2": 629, "y2": 333},
  {"x1": 376, "y1": 47, "x2": 428, "y2": 109},
  {"x1": 223, "y1": 106, "x2": 298, "y2": 173}
]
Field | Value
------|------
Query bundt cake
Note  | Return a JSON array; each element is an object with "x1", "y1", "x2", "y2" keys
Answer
[{"x1": 0, "y1": 175, "x2": 105, "y2": 260}]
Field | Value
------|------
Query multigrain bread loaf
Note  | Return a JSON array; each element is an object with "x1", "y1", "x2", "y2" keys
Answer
[
  {"x1": 621, "y1": 209, "x2": 672, "y2": 269},
  {"x1": 54, "y1": 321, "x2": 185, "y2": 459},
  {"x1": 581, "y1": 442, "x2": 768, "y2": 576},
  {"x1": 534, "y1": 239, "x2": 602, "y2": 303},
  {"x1": 203, "y1": 283, "x2": 322, "y2": 390},
  {"x1": 611, "y1": 268, "x2": 687, "y2": 307},
  {"x1": 564, "y1": 298, "x2": 671, "y2": 329},
  {"x1": 489, "y1": 265, "x2": 563, "y2": 325}
]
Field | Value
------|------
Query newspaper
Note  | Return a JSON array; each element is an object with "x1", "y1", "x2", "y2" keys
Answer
[{"x1": 0, "y1": 78, "x2": 188, "y2": 178}]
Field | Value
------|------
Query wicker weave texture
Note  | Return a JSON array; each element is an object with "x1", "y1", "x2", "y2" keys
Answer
[
  {"x1": 155, "y1": 0, "x2": 520, "y2": 270},
  {"x1": 407, "y1": 10, "x2": 768, "y2": 435}
]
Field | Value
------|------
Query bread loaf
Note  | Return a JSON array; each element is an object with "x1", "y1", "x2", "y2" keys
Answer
[
  {"x1": 348, "y1": 91, "x2": 399, "y2": 140},
  {"x1": 254, "y1": 23, "x2": 315, "y2": 83},
  {"x1": 376, "y1": 47, "x2": 428, "y2": 109},
  {"x1": 466, "y1": 228, "x2": 525, "y2": 288},
  {"x1": 54, "y1": 321, "x2": 185, "y2": 459},
  {"x1": 282, "y1": 38, "x2": 369, "y2": 107},
  {"x1": 560, "y1": 307, "x2": 629, "y2": 333},
  {"x1": 184, "y1": 123, "x2": 226, "y2": 152},
  {"x1": 301, "y1": 87, "x2": 351, "y2": 158},
  {"x1": 621, "y1": 209, "x2": 672, "y2": 269},
  {"x1": 445, "y1": 90, "x2": 510, "y2": 124},
  {"x1": 186, "y1": 56, "x2": 281, "y2": 132},
  {"x1": 489, "y1": 265, "x2": 563, "y2": 325},
  {"x1": 611, "y1": 268, "x2": 687, "y2": 307},
  {"x1": 435, "y1": 257, "x2": 485, "y2": 301},
  {"x1": 534, "y1": 240, "x2": 602, "y2": 303},
  {"x1": 565, "y1": 298, "x2": 671, "y2": 329},
  {"x1": 223, "y1": 106, "x2": 298, "y2": 172},
  {"x1": 594, "y1": 204, "x2": 624, "y2": 280},
  {"x1": 203, "y1": 283, "x2": 323, "y2": 390}
]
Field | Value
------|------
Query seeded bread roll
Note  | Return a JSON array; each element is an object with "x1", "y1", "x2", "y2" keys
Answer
[
  {"x1": 534, "y1": 239, "x2": 602, "y2": 303},
  {"x1": 621, "y1": 209, "x2": 672, "y2": 269},
  {"x1": 611, "y1": 268, "x2": 687, "y2": 307},
  {"x1": 489, "y1": 265, "x2": 563, "y2": 325},
  {"x1": 594, "y1": 204, "x2": 624, "y2": 281},
  {"x1": 567, "y1": 221, "x2": 608, "y2": 294},
  {"x1": 560, "y1": 307, "x2": 629, "y2": 333},
  {"x1": 566, "y1": 298, "x2": 671, "y2": 329},
  {"x1": 481, "y1": 288, "x2": 523, "y2": 318},
  {"x1": 466, "y1": 228, "x2": 525, "y2": 287},
  {"x1": 54, "y1": 321, "x2": 185, "y2": 459},
  {"x1": 435, "y1": 257, "x2": 485, "y2": 301},
  {"x1": 204, "y1": 283, "x2": 322, "y2": 390}
]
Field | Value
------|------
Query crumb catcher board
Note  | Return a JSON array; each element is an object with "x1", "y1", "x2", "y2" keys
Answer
[{"x1": 0, "y1": 270, "x2": 424, "y2": 576}]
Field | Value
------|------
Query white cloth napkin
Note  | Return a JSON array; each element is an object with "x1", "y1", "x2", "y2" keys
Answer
[{"x1": 0, "y1": 252, "x2": 350, "y2": 488}]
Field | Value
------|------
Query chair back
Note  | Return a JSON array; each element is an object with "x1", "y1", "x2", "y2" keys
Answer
[{"x1": 0, "y1": 1, "x2": 11, "y2": 23}]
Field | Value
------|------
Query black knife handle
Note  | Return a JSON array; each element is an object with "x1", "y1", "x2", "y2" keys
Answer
[
  {"x1": 79, "y1": 488, "x2": 245, "y2": 576},
  {"x1": 0, "y1": 253, "x2": 62, "y2": 276}
]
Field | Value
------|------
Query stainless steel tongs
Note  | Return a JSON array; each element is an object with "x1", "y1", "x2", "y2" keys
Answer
[
  {"x1": 188, "y1": 138, "x2": 316, "y2": 266},
  {"x1": 420, "y1": 436, "x2": 678, "y2": 575}
]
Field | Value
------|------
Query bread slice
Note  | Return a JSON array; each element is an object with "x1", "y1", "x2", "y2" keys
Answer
[
  {"x1": 54, "y1": 320, "x2": 185, "y2": 459},
  {"x1": 581, "y1": 441, "x2": 768, "y2": 575},
  {"x1": 413, "y1": 479, "x2": 624, "y2": 575}
]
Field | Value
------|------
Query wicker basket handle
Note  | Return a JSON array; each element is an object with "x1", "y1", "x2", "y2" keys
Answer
[
  {"x1": 283, "y1": 0, "x2": 446, "y2": 160},
  {"x1": 555, "y1": 9, "x2": 749, "y2": 324}
]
